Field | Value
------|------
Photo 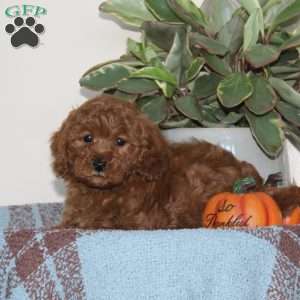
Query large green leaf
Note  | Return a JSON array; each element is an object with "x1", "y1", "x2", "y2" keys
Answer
[
  {"x1": 217, "y1": 13, "x2": 244, "y2": 54},
  {"x1": 269, "y1": 31, "x2": 290, "y2": 46},
  {"x1": 278, "y1": 0, "x2": 300, "y2": 36},
  {"x1": 217, "y1": 73, "x2": 253, "y2": 108},
  {"x1": 144, "y1": 0, "x2": 182, "y2": 22},
  {"x1": 131, "y1": 66, "x2": 177, "y2": 85},
  {"x1": 155, "y1": 81, "x2": 176, "y2": 97},
  {"x1": 241, "y1": 0, "x2": 261, "y2": 14},
  {"x1": 201, "y1": 0, "x2": 240, "y2": 36},
  {"x1": 99, "y1": 0, "x2": 155, "y2": 27},
  {"x1": 82, "y1": 58, "x2": 143, "y2": 77},
  {"x1": 142, "y1": 21, "x2": 184, "y2": 51},
  {"x1": 190, "y1": 32, "x2": 228, "y2": 56},
  {"x1": 264, "y1": 0, "x2": 294, "y2": 29},
  {"x1": 198, "y1": 105, "x2": 223, "y2": 126},
  {"x1": 117, "y1": 78, "x2": 158, "y2": 94},
  {"x1": 127, "y1": 39, "x2": 163, "y2": 66},
  {"x1": 185, "y1": 57, "x2": 205, "y2": 83},
  {"x1": 143, "y1": 45, "x2": 163, "y2": 65},
  {"x1": 245, "y1": 44, "x2": 280, "y2": 68},
  {"x1": 206, "y1": 101, "x2": 226, "y2": 120},
  {"x1": 241, "y1": 0, "x2": 264, "y2": 37},
  {"x1": 245, "y1": 75, "x2": 277, "y2": 115},
  {"x1": 80, "y1": 63, "x2": 134, "y2": 91},
  {"x1": 165, "y1": 27, "x2": 193, "y2": 85},
  {"x1": 202, "y1": 52, "x2": 231, "y2": 76},
  {"x1": 127, "y1": 38, "x2": 146, "y2": 62},
  {"x1": 269, "y1": 77, "x2": 300, "y2": 108},
  {"x1": 113, "y1": 90, "x2": 137, "y2": 102},
  {"x1": 221, "y1": 112, "x2": 244, "y2": 125},
  {"x1": 167, "y1": 0, "x2": 207, "y2": 30},
  {"x1": 243, "y1": 9, "x2": 263, "y2": 51},
  {"x1": 276, "y1": 72, "x2": 300, "y2": 80},
  {"x1": 280, "y1": 33, "x2": 300, "y2": 51},
  {"x1": 276, "y1": 100, "x2": 300, "y2": 126},
  {"x1": 262, "y1": 0, "x2": 282, "y2": 14},
  {"x1": 137, "y1": 95, "x2": 167, "y2": 123},
  {"x1": 174, "y1": 95, "x2": 202, "y2": 121},
  {"x1": 245, "y1": 110, "x2": 284, "y2": 157},
  {"x1": 174, "y1": 95, "x2": 222, "y2": 127},
  {"x1": 270, "y1": 65, "x2": 300, "y2": 75},
  {"x1": 268, "y1": 0, "x2": 300, "y2": 35},
  {"x1": 192, "y1": 73, "x2": 222, "y2": 98}
]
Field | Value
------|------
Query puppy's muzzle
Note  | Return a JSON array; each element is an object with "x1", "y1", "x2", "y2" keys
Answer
[{"x1": 92, "y1": 158, "x2": 107, "y2": 173}]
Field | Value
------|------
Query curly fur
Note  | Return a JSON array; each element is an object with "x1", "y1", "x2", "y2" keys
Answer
[{"x1": 51, "y1": 95, "x2": 300, "y2": 229}]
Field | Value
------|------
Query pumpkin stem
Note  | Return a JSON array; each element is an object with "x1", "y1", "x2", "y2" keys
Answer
[{"x1": 233, "y1": 177, "x2": 257, "y2": 194}]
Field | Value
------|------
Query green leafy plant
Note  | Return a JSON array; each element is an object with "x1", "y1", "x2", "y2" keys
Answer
[{"x1": 80, "y1": 0, "x2": 300, "y2": 158}]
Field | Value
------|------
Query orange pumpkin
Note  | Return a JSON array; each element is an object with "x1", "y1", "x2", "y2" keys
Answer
[
  {"x1": 283, "y1": 207, "x2": 300, "y2": 225},
  {"x1": 202, "y1": 177, "x2": 283, "y2": 228}
]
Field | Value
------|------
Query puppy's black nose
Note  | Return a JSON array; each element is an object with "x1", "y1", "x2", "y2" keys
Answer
[{"x1": 92, "y1": 159, "x2": 107, "y2": 173}]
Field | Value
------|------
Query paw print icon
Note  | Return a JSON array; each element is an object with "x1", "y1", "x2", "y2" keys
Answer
[{"x1": 5, "y1": 16, "x2": 44, "y2": 47}]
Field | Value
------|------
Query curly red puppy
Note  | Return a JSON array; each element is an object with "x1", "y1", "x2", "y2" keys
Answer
[{"x1": 51, "y1": 95, "x2": 300, "y2": 229}]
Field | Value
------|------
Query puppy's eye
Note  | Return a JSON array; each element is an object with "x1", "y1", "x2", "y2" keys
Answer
[
  {"x1": 83, "y1": 134, "x2": 93, "y2": 144},
  {"x1": 116, "y1": 137, "x2": 126, "y2": 146}
]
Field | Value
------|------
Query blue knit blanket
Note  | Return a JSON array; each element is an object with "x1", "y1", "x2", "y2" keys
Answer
[{"x1": 0, "y1": 203, "x2": 299, "y2": 299}]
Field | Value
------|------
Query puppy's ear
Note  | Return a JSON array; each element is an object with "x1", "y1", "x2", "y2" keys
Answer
[
  {"x1": 50, "y1": 120, "x2": 70, "y2": 178},
  {"x1": 135, "y1": 117, "x2": 170, "y2": 181}
]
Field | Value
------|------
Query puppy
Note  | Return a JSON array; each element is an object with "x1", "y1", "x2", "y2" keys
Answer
[{"x1": 51, "y1": 95, "x2": 300, "y2": 229}]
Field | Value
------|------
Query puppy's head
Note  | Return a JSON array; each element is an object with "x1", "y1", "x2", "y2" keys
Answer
[{"x1": 51, "y1": 95, "x2": 169, "y2": 189}]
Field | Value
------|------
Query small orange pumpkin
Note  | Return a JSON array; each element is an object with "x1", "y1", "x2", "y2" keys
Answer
[
  {"x1": 283, "y1": 207, "x2": 300, "y2": 225},
  {"x1": 203, "y1": 177, "x2": 283, "y2": 228}
]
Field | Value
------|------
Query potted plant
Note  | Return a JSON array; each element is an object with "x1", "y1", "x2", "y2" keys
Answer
[{"x1": 79, "y1": 0, "x2": 300, "y2": 182}]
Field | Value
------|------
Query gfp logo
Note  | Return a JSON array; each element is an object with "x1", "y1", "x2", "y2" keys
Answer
[{"x1": 5, "y1": 5, "x2": 47, "y2": 48}]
